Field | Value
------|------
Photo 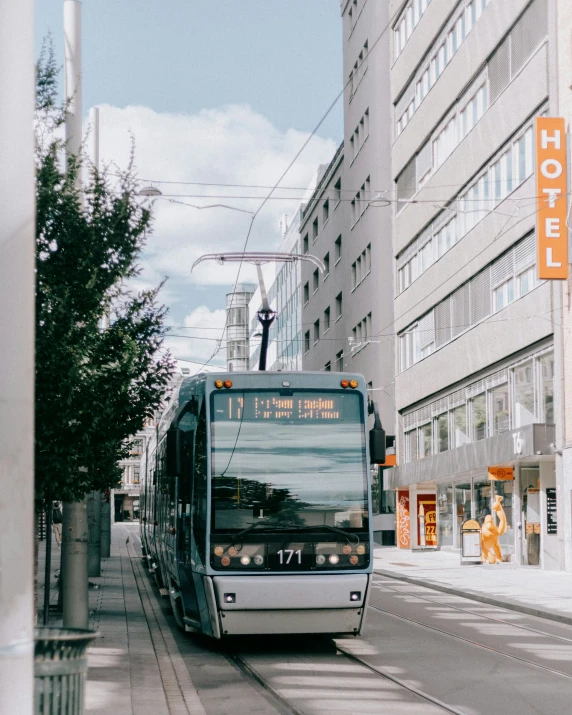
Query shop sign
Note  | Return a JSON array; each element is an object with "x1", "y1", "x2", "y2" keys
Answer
[
  {"x1": 488, "y1": 466, "x2": 514, "y2": 481},
  {"x1": 396, "y1": 489, "x2": 410, "y2": 549},
  {"x1": 535, "y1": 117, "x2": 568, "y2": 280},
  {"x1": 546, "y1": 487, "x2": 557, "y2": 534},
  {"x1": 417, "y1": 495, "x2": 437, "y2": 547}
]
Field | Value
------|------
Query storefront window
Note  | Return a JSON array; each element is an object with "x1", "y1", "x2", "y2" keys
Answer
[
  {"x1": 437, "y1": 482, "x2": 454, "y2": 546},
  {"x1": 437, "y1": 413, "x2": 448, "y2": 452},
  {"x1": 420, "y1": 423, "x2": 432, "y2": 458},
  {"x1": 452, "y1": 405, "x2": 468, "y2": 447},
  {"x1": 540, "y1": 353, "x2": 554, "y2": 423},
  {"x1": 455, "y1": 482, "x2": 472, "y2": 535},
  {"x1": 474, "y1": 480, "x2": 492, "y2": 525},
  {"x1": 471, "y1": 393, "x2": 486, "y2": 441},
  {"x1": 514, "y1": 360, "x2": 534, "y2": 427},
  {"x1": 492, "y1": 383, "x2": 510, "y2": 434}
]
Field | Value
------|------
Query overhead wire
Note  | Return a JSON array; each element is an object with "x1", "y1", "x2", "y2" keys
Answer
[{"x1": 193, "y1": 10, "x2": 396, "y2": 371}]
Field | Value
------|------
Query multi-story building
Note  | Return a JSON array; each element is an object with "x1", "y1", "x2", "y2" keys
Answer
[
  {"x1": 248, "y1": 211, "x2": 304, "y2": 371},
  {"x1": 386, "y1": 0, "x2": 564, "y2": 568},
  {"x1": 226, "y1": 283, "x2": 255, "y2": 371},
  {"x1": 301, "y1": 0, "x2": 396, "y2": 544}
]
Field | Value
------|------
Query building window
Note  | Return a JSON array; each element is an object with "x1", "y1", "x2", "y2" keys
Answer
[
  {"x1": 303, "y1": 234, "x2": 309, "y2": 254},
  {"x1": 513, "y1": 360, "x2": 534, "y2": 427},
  {"x1": 335, "y1": 235, "x2": 342, "y2": 263},
  {"x1": 406, "y1": 429, "x2": 418, "y2": 461},
  {"x1": 437, "y1": 413, "x2": 449, "y2": 452},
  {"x1": 313, "y1": 319, "x2": 320, "y2": 344},
  {"x1": 491, "y1": 383, "x2": 510, "y2": 434},
  {"x1": 471, "y1": 393, "x2": 487, "y2": 441},
  {"x1": 325, "y1": 361, "x2": 331, "y2": 372},
  {"x1": 334, "y1": 178, "x2": 341, "y2": 207},
  {"x1": 313, "y1": 269, "x2": 319, "y2": 294},
  {"x1": 312, "y1": 217, "x2": 319, "y2": 242},
  {"x1": 324, "y1": 306, "x2": 331, "y2": 332},
  {"x1": 335, "y1": 292, "x2": 343, "y2": 320},
  {"x1": 304, "y1": 331, "x2": 310, "y2": 353},
  {"x1": 540, "y1": 353, "x2": 554, "y2": 422},
  {"x1": 303, "y1": 282, "x2": 309, "y2": 305},
  {"x1": 336, "y1": 350, "x2": 344, "y2": 372},
  {"x1": 323, "y1": 200, "x2": 329, "y2": 225},
  {"x1": 324, "y1": 252, "x2": 330, "y2": 276},
  {"x1": 419, "y1": 423, "x2": 432, "y2": 458},
  {"x1": 452, "y1": 405, "x2": 468, "y2": 447},
  {"x1": 133, "y1": 469, "x2": 140, "y2": 484}
]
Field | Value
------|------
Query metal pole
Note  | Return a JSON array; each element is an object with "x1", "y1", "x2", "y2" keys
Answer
[
  {"x1": 61, "y1": 0, "x2": 89, "y2": 627},
  {"x1": 0, "y1": 1, "x2": 35, "y2": 711},
  {"x1": 87, "y1": 490, "x2": 101, "y2": 577},
  {"x1": 43, "y1": 495, "x2": 53, "y2": 625},
  {"x1": 64, "y1": 0, "x2": 82, "y2": 166},
  {"x1": 100, "y1": 490, "x2": 111, "y2": 558},
  {"x1": 61, "y1": 497, "x2": 89, "y2": 628}
]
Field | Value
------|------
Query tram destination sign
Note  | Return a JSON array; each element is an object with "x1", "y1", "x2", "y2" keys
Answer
[{"x1": 214, "y1": 393, "x2": 356, "y2": 422}]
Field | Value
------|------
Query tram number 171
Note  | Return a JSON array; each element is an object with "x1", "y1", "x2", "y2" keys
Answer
[{"x1": 277, "y1": 549, "x2": 302, "y2": 565}]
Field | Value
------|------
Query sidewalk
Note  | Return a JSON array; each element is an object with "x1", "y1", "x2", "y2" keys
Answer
[
  {"x1": 374, "y1": 546, "x2": 572, "y2": 625},
  {"x1": 39, "y1": 523, "x2": 206, "y2": 715}
]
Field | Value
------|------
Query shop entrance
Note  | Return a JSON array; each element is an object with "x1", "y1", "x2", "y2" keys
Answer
[{"x1": 520, "y1": 466, "x2": 540, "y2": 566}]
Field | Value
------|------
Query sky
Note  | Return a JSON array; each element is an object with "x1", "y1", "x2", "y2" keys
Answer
[{"x1": 35, "y1": 1, "x2": 343, "y2": 365}]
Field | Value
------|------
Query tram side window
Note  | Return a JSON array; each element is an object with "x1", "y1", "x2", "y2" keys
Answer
[{"x1": 192, "y1": 402, "x2": 208, "y2": 560}]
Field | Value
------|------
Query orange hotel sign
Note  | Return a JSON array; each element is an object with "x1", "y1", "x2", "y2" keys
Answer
[{"x1": 535, "y1": 117, "x2": 568, "y2": 280}]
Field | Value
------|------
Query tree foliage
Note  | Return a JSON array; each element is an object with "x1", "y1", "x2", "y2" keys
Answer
[{"x1": 35, "y1": 41, "x2": 173, "y2": 502}]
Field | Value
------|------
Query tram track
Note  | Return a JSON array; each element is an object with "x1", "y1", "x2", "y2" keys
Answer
[
  {"x1": 373, "y1": 576, "x2": 572, "y2": 645},
  {"x1": 367, "y1": 598, "x2": 572, "y2": 682}
]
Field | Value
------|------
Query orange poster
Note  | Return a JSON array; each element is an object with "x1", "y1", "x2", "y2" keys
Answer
[
  {"x1": 536, "y1": 117, "x2": 568, "y2": 280},
  {"x1": 417, "y1": 494, "x2": 437, "y2": 547},
  {"x1": 396, "y1": 489, "x2": 410, "y2": 549}
]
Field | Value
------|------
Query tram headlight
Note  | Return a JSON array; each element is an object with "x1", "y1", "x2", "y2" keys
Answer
[
  {"x1": 240, "y1": 555, "x2": 251, "y2": 566},
  {"x1": 356, "y1": 544, "x2": 366, "y2": 555},
  {"x1": 349, "y1": 379, "x2": 358, "y2": 389},
  {"x1": 349, "y1": 555, "x2": 359, "y2": 565},
  {"x1": 215, "y1": 380, "x2": 224, "y2": 389},
  {"x1": 221, "y1": 556, "x2": 231, "y2": 567},
  {"x1": 214, "y1": 546, "x2": 224, "y2": 557},
  {"x1": 328, "y1": 554, "x2": 340, "y2": 565},
  {"x1": 342, "y1": 544, "x2": 352, "y2": 555},
  {"x1": 315, "y1": 554, "x2": 326, "y2": 565},
  {"x1": 253, "y1": 554, "x2": 264, "y2": 566}
]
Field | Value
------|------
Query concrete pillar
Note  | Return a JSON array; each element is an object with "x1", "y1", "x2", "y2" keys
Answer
[
  {"x1": 0, "y1": 1, "x2": 36, "y2": 712},
  {"x1": 87, "y1": 491, "x2": 101, "y2": 577},
  {"x1": 62, "y1": 498, "x2": 89, "y2": 629}
]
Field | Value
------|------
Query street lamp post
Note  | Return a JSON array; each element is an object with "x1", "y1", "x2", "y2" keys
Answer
[{"x1": 192, "y1": 252, "x2": 325, "y2": 371}]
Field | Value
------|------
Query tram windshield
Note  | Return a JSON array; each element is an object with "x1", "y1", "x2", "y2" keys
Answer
[{"x1": 210, "y1": 390, "x2": 368, "y2": 533}]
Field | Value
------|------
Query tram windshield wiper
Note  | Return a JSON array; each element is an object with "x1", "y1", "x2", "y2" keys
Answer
[{"x1": 232, "y1": 520, "x2": 294, "y2": 542}]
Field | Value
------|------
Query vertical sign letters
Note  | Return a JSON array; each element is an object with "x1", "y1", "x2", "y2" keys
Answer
[{"x1": 536, "y1": 117, "x2": 568, "y2": 279}]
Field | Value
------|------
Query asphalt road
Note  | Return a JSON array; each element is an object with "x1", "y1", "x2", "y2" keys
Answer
[{"x1": 131, "y1": 530, "x2": 572, "y2": 714}]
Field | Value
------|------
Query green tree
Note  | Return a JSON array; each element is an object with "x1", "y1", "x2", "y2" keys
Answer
[{"x1": 35, "y1": 41, "x2": 173, "y2": 503}]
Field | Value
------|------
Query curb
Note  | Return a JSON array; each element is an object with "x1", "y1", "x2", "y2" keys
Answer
[{"x1": 374, "y1": 568, "x2": 572, "y2": 628}]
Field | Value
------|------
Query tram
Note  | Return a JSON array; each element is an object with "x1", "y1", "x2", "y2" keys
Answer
[{"x1": 140, "y1": 370, "x2": 385, "y2": 638}]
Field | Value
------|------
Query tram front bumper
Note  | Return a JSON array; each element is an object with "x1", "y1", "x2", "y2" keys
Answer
[{"x1": 211, "y1": 573, "x2": 369, "y2": 636}]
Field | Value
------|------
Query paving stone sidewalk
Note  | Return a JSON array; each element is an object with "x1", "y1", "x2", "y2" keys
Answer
[
  {"x1": 374, "y1": 546, "x2": 572, "y2": 624},
  {"x1": 38, "y1": 523, "x2": 205, "y2": 715}
]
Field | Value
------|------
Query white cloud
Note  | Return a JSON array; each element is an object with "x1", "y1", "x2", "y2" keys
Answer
[
  {"x1": 164, "y1": 305, "x2": 227, "y2": 365},
  {"x1": 93, "y1": 103, "x2": 337, "y2": 296}
]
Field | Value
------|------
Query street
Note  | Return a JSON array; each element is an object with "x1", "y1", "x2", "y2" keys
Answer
[{"x1": 91, "y1": 525, "x2": 572, "y2": 715}]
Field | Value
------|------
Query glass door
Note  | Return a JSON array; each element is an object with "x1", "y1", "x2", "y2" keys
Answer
[
  {"x1": 437, "y1": 483, "x2": 454, "y2": 547},
  {"x1": 454, "y1": 482, "x2": 472, "y2": 547},
  {"x1": 520, "y1": 466, "x2": 540, "y2": 566}
]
